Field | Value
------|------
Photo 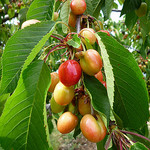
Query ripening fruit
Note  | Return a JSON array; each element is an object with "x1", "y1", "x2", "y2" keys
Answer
[
  {"x1": 80, "y1": 114, "x2": 107, "y2": 143},
  {"x1": 54, "y1": 12, "x2": 59, "y2": 21},
  {"x1": 80, "y1": 28, "x2": 96, "y2": 45},
  {"x1": 21, "y1": 19, "x2": 40, "y2": 29},
  {"x1": 78, "y1": 95, "x2": 91, "y2": 116},
  {"x1": 76, "y1": 49, "x2": 103, "y2": 76},
  {"x1": 48, "y1": 72, "x2": 59, "y2": 93},
  {"x1": 75, "y1": 44, "x2": 83, "y2": 52},
  {"x1": 50, "y1": 96, "x2": 65, "y2": 113},
  {"x1": 58, "y1": 60, "x2": 82, "y2": 87},
  {"x1": 135, "y1": 2, "x2": 147, "y2": 17},
  {"x1": 68, "y1": 12, "x2": 77, "y2": 28},
  {"x1": 54, "y1": 82, "x2": 74, "y2": 106},
  {"x1": 57, "y1": 112, "x2": 78, "y2": 134},
  {"x1": 95, "y1": 71, "x2": 103, "y2": 82},
  {"x1": 70, "y1": 0, "x2": 86, "y2": 15}
]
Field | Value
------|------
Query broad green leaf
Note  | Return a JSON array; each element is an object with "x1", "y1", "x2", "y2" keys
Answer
[
  {"x1": 96, "y1": 33, "x2": 114, "y2": 108},
  {"x1": 0, "y1": 21, "x2": 55, "y2": 95},
  {"x1": 66, "y1": 34, "x2": 81, "y2": 48},
  {"x1": 93, "y1": 0, "x2": 105, "y2": 19},
  {"x1": 0, "y1": 94, "x2": 9, "y2": 116},
  {"x1": 125, "y1": 11, "x2": 138, "y2": 31},
  {"x1": 121, "y1": 0, "x2": 141, "y2": 15},
  {"x1": 27, "y1": 0, "x2": 55, "y2": 21},
  {"x1": 60, "y1": 0, "x2": 70, "y2": 33},
  {"x1": 0, "y1": 60, "x2": 52, "y2": 150},
  {"x1": 85, "y1": 0, "x2": 93, "y2": 16},
  {"x1": 19, "y1": 8, "x2": 28, "y2": 26},
  {"x1": 98, "y1": 32, "x2": 149, "y2": 129},
  {"x1": 140, "y1": 15, "x2": 150, "y2": 40},
  {"x1": 129, "y1": 142, "x2": 148, "y2": 150},
  {"x1": 102, "y1": 0, "x2": 114, "y2": 20},
  {"x1": 83, "y1": 73, "x2": 110, "y2": 122}
]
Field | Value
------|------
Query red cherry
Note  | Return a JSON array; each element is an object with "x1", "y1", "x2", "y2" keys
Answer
[
  {"x1": 58, "y1": 60, "x2": 82, "y2": 87},
  {"x1": 70, "y1": 0, "x2": 86, "y2": 15}
]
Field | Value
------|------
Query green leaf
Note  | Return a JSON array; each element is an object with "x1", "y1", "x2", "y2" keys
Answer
[
  {"x1": 66, "y1": 34, "x2": 81, "y2": 48},
  {"x1": 60, "y1": 0, "x2": 70, "y2": 33},
  {"x1": 129, "y1": 142, "x2": 148, "y2": 150},
  {"x1": 102, "y1": 0, "x2": 114, "y2": 20},
  {"x1": 83, "y1": 73, "x2": 110, "y2": 122},
  {"x1": 27, "y1": 0, "x2": 55, "y2": 21},
  {"x1": 19, "y1": 8, "x2": 28, "y2": 27},
  {"x1": 0, "y1": 94, "x2": 9, "y2": 116},
  {"x1": 85, "y1": 0, "x2": 93, "y2": 16},
  {"x1": 121, "y1": 0, "x2": 141, "y2": 15},
  {"x1": 98, "y1": 32, "x2": 149, "y2": 129},
  {"x1": 0, "y1": 21, "x2": 55, "y2": 95},
  {"x1": 96, "y1": 33, "x2": 115, "y2": 108},
  {"x1": 93, "y1": 0, "x2": 105, "y2": 19},
  {"x1": 125, "y1": 11, "x2": 138, "y2": 31},
  {"x1": 0, "y1": 60, "x2": 52, "y2": 150}
]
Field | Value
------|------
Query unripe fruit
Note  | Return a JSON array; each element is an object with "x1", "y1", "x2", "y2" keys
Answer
[
  {"x1": 57, "y1": 112, "x2": 78, "y2": 134},
  {"x1": 80, "y1": 28, "x2": 96, "y2": 45},
  {"x1": 54, "y1": 82, "x2": 74, "y2": 106},
  {"x1": 58, "y1": 60, "x2": 82, "y2": 87},
  {"x1": 94, "y1": 21, "x2": 103, "y2": 31},
  {"x1": 78, "y1": 95, "x2": 91, "y2": 116},
  {"x1": 53, "y1": 12, "x2": 59, "y2": 21},
  {"x1": 80, "y1": 114, "x2": 107, "y2": 143},
  {"x1": 21, "y1": 19, "x2": 40, "y2": 29},
  {"x1": 50, "y1": 96, "x2": 65, "y2": 113},
  {"x1": 48, "y1": 72, "x2": 59, "y2": 93},
  {"x1": 135, "y1": 2, "x2": 147, "y2": 18},
  {"x1": 68, "y1": 12, "x2": 77, "y2": 28},
  {"x1": 70, "y1": 0, "x2": 86, "y2": 15},
  {"x1": 76, "y1": 49, "x2": 103, "y2": 76},
  {"x1": 95, "y1": 71, "x2": 103, "y2": 82}
]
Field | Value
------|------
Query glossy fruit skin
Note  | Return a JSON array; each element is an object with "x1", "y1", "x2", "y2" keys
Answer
[
  {"x1": 80, "y1": 28, "x2": 96, "y2": 45},
  {"x1": 95, "y1": 71, "x2": 103, "y2": 82},
  {"x1": 57, "y1": 112, "x2": 78, "y2": 134},
  {"x1": 58, "y1": 60, "x2": 82, "y2": 87},
  {"x1": 54, "y1": 12, "x2": 59, "y2": 21},
  {"x1": 69, "y1": 12, "x2": 77, "y2": 28},
  {"x1": 78, "y1": 95, "x2": 91, "y2": 116},
  {"x1": 80, "y1": 114, "x2": 107, "y2": 143},
  {"x1": 21, "y1": 19, "x2": 40, "y2": 29},
  {"x1": 48, "y1": 72, "x2": 59, "y2": 93},
  {"x1": 54, "y1": 82, "x2": 74, "y2": 106},
  {"x1": 70, "y1": 0, "x2": 86, "y2": 15},
  {"x1": 135, "y1": 2, "x2": 147, "y2": 17},
  {"x1": 78, "y1": 49, "x2": 103, "y2": 76},
  {"x1": 101, "y1": 81, "x2": 107, "y2": 88},
  {"x1": 50, "y1": 96, "x2": 65, "y2": 113}
]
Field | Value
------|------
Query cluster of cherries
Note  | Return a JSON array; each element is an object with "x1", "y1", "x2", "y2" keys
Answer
[
  {"x1": 46, "y1": 0, "x2": 109, "y2": 143},
  {"x1": 48, "y1": 48, "x2": 107, "y2": 143}
]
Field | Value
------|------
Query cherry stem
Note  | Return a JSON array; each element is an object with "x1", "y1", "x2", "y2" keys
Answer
[
  {"x1": 64, "y1": 32, "x2": 77, "y2": 41},
  {"x1": 50, "y1": 35, "x2": 64, "y2": 43},
  {"x1": 119, "y1": 140, "x2": 123, "y2": 150},
  {"x1": 105, "y1": 133, "x2": 113, "y2": 150},
  {"x1": 120, "y1": 130, "x2": 150, "y2": 143},
  {"x1": 44, "y1": 44, "x2": 66, "y2": 62},
  {"x1": 76, "y1": 15, "x2": 81, "y2": 34}
]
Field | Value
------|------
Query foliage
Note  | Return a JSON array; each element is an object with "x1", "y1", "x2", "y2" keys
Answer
[{"x1": 0, "y1": 0, "x2": 150, "y2": 149}]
